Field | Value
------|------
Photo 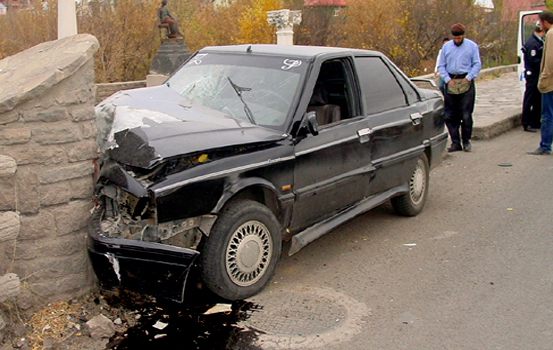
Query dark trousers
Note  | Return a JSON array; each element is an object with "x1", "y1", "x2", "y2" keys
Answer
[
  {"x1": 444, "y1": 80, "x2": 476, "y2": 145},
  {"x1": 521, "y1": 78, "x2": 542, "y2": 129}
]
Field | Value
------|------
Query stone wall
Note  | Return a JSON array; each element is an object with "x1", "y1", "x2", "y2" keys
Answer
[
  {"x1": 0, "y1": 34, "x2": 100, "y2": 315},
  {"x1": 95, "y1": 81, "x2": 146, "y2": 104}
]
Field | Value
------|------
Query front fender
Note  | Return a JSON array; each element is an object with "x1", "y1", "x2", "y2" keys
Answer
[{"x1": 213, "y1": 176, "x2": 281, "y2": 213}]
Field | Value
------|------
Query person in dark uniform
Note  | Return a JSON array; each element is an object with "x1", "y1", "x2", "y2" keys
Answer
[
  {"x1": 521, "y1": 23, "x2": 545, "y2": 132},
  {"x1": 437, "y1": 23, "x2": 482, "y2": 152}
]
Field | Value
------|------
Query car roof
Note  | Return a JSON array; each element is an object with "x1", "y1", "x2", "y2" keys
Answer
[{"x1": 199, "y1": 44, "x2": 383, "y2": 59}]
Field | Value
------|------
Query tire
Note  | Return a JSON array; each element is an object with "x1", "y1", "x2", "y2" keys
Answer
[
  {"x1": 391, "y1": 153, "x2": 429, "y2": 217},
  {"x1": 199, "y1": 199, "x2": 282, "y2": 300}
]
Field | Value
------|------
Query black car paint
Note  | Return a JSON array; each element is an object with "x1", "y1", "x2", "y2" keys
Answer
[{"x1": 88, "y1": 45, "x2": 447, "y2": 302}]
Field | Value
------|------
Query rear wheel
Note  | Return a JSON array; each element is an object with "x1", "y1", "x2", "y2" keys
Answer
[
  {"x1": 200, "y1": 199, "x2": 282, "y2": 300},
  {"x1": 391, "y1": 153, "x2": 429, "y2": 216}
]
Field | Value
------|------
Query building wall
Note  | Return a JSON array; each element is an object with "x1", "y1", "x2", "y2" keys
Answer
[
  {"x1": 0, "y1": 34, "x2": 99, "y2": 313},
  {"x1": 503, "y1": 0, "x2": 545, "y2": 21}
]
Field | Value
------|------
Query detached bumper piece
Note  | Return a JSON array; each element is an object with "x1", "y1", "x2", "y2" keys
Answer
[{"x1": 88, "y1": 206, "x2": 200, "y2": 303}]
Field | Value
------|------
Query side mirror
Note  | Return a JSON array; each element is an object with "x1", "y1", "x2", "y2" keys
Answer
[{"x1": 306, "y1": 111, "x2": 319, "y2": 136}]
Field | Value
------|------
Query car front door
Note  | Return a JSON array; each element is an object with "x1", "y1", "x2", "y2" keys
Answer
[{"x1": 289, "y1": 57, "x2": 372, "y2": 232}]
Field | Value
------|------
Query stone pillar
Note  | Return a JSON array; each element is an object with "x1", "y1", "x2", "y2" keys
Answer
[
  {"x1": 58, "y1": 0, "x2": 78, "y2": 39},
  {"x1": 267, "y1": 9, "x2": 302, "y2": 46},
  {"x1": 0, "y1": 34, "x2": 99, "y2": 309}
]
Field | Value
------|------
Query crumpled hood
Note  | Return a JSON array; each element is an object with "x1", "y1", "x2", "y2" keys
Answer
[{"x1": 96, "y1": 85, "x2": 287, "y2": 169}]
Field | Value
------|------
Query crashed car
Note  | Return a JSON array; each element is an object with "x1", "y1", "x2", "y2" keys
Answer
[{"x1": 88, "y1": 44, "x2": 447, "y2": 302}]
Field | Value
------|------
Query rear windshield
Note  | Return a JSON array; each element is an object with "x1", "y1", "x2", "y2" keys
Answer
[{"x1": 167, "y1": 52, "x2": 307, "y2": 130}]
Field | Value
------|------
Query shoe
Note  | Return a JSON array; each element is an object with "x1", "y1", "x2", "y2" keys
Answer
[
  {"x1": 463, "y1": 140, "x2": 471, "y2": 152},
  {"x1": 447, "y1": 143, "x2": 462, "y2": 152},
  {"x1": 524, "y1": 126, "x2": 538, "y2": 133},
  {"x1": 527, "y1": 148, "x2": 551, "y2": 155}
]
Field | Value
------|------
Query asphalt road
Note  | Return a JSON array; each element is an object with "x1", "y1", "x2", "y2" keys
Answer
[{"x1": 254, "y1": 129, "x2": 553, "y2": 350}]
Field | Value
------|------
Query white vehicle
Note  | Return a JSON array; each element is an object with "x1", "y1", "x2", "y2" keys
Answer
[{"x1": 518, "y1": 10, "x2": 542, "y2": 94}]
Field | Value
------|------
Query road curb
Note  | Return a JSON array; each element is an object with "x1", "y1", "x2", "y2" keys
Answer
[{"x1": 473, "y1": 111, "x2": 522, "y2": 140}]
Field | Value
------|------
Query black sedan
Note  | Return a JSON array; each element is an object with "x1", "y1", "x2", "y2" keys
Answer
[{"x1": 88, "y1": 44, "x2": 447, "y2": 302}]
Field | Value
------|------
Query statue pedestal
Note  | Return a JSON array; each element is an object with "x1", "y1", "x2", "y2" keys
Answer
[{"x1": 147, "y1": 39, "x2": 191, "y2": 86}]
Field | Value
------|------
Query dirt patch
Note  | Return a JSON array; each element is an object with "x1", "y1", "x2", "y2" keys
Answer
[{"x1": 1, "y1": 287, "x2": 262, "y2": 350}]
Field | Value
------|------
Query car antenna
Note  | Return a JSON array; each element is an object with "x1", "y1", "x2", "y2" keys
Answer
[{"x1": 247, "y1": 45, "x2": 252, "y2": 53}]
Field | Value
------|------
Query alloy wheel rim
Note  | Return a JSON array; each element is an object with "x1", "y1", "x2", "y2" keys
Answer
[
  {"x1": 409, "y1": 159, "x2": 426, "y2": 205},
  {"x1": 226, "y1": 220, "x2": 272, "y2": 287}
]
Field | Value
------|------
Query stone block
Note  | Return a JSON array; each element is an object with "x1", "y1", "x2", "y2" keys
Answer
[
  {"x1": 0, "y1": 211, "x2": 20, "y2": 242},
  {"x1": 33, "y1": 124, "x2": 83, "y2": 145},
  {"x1": 18, "y1": 210, "x2": 56, "y2": 240},
  {"x1": 0, "y1": 273, "x2": 21, "y2": 302},
  {"x1": 64, "y1": 139, "x2": 98, "y2": 162},
  {"x1": 0, "y1": 155, "x2": 16, "y2": 177},
  {"x1": 68, "y1": 176, "x2": 94, "y2": 200},
  {"x1": 54, "y1": 61, "x2": 96, "y2": 106},
  {"x1": 13, "y1": 251, "x2": 89, "y2": 281},
  {"x1": 0, "y1": 240, "x2": 16, "y2": 272},
  {"x1": 13, "y1": 230, "x2": 86, "y2": 261},
  {"x1": 1, "y1": 143, "x2": 65, "y2": 166},
  {"x1": 0, "y1": 310, "x2": 6, "y2": 330},
  {"x1": 39, "y1": 180, "x2": 73, "y2": 206},
  {"x1": 39, "y1": 161, "x2": 94, "y2": 184},
  {"x1": 0, "y1": 128, "x2": 31, "y2": 145},
  {"x1": 81, "y1": 120, "x2": 98, "y2": 140},
  {"x1": 15, "y1": 166, "x2": 41, "y2": 214},
  {"x1": 27, "y1": 272, "x2": 90, "y2": 300},
  {"x1": 16, "y1": 288, "x2": 35, "y2": 310},
  {"x1": 68, "y1": 105, "x2": 96, "y2": 122},
  {"x1": 0, "y1": 110, "x2": 19, "y2": 125},
  {"x1": 51, "y1": 199, "x2": 93, "y2": 236},
  {"x1": 0, "y1": 178, "x2": 16, "y2": 211},
  {"x1": 21, "y1": 108, "x2": 69, "y2": 123}
]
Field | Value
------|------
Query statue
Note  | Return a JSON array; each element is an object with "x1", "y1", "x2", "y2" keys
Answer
[{"x1": 157, "y1": 0, "x2": 184, "y2": 39}]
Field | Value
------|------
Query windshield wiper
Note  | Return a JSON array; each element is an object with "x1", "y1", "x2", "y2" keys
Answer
[{"x1": 227, "y1": 77, "x2": 256, "y2": 125}]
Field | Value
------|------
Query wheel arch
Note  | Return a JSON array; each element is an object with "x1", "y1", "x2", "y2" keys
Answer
[{"x1": 213, "y1": 177, "x2": 284, "y2": 224}]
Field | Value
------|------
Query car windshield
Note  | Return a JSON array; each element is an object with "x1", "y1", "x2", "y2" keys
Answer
[{"x1": 166, "y1": 52, "x2": 306, "y2": 130}]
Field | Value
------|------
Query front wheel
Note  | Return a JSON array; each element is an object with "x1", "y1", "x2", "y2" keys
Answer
[
  {"x1": 199, "y1": 199, "x2": 282, "y2": 300},
  {"x1": 391, "y1": 153, "x2": 429, "y2": 216}
]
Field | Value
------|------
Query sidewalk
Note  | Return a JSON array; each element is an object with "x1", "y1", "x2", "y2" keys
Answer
[{"x1": 472, "y1": 68, "x2": 522, "y2": 140}]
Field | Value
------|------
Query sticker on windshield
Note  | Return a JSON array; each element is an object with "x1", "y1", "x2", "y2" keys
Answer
[
  {"x1": 192, "y1": 53, "x2": 208, "y2": 65},
  {"x1": 282, "y1": 59, "x2": 302, "y2": 70}
]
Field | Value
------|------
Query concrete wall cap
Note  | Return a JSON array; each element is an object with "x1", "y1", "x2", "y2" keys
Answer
[{"x1": 0, "y1": 34, "x2": 100, "y2": 115}]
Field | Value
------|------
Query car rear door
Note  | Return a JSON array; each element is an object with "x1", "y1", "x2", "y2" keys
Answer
[{"x1": 353, "y1": 55, "x2": 426, "y2": 197}]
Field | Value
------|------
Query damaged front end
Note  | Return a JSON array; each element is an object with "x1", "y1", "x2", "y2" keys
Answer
[
  {"x1": 88, "y1": 77, "x2": 290, "y2": 302},
  {"x1": 88, "y1": 163, "x2": 216, "y2": 303}
]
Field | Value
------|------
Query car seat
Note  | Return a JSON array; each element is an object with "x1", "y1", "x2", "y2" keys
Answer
[{"x1": 307, "y1": 82, "x2": 341, "y2": 126}]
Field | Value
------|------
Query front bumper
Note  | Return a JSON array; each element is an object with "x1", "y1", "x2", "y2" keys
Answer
[{"x1": 87, "y1": 205, "x2": 200, "y2": 302}]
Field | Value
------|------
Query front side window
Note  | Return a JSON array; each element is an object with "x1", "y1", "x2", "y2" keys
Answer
[
  {"x1": 354, "y1": 56, "x2": 407, "y2": 115},
  {"x1": 167, "y1": 53, "x2": 307, "y2": 131}
]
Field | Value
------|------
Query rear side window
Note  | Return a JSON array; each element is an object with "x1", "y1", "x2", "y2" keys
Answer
[{"x1": 354, "y1": 56, "x2": 407, "y2": 115}]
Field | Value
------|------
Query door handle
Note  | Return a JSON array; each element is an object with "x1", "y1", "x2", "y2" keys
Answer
[
  {"x1": 357, "y1": 128, "x2": 372, "y2": 143},
  {"x1": 410, "y1": 113, "x2": 423, "y2": 126}
]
